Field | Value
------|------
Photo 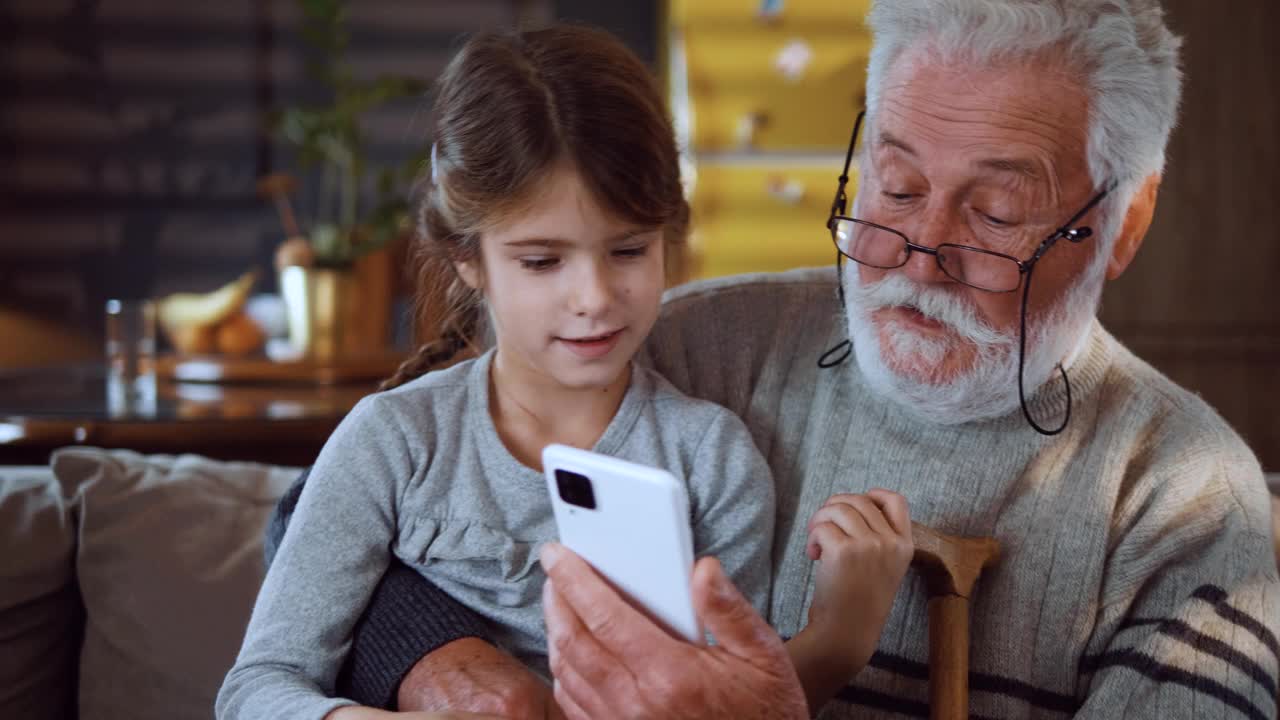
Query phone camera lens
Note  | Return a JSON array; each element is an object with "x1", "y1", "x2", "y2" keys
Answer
[{"x1": 555, "y1": 469, "x2": 597, "y2": 510}]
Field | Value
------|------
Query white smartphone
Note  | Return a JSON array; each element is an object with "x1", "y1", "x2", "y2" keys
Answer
[{"x1": 542, "y1": 444, "x2": 701, "y2": 643}]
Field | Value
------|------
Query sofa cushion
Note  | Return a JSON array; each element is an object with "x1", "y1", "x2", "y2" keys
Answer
[
  {"x1": 0, "y1": 467, "x2": 80, "y2": 720},
  {"x1": 52, "y1": 448, "x2": 301, "y2": 720}
]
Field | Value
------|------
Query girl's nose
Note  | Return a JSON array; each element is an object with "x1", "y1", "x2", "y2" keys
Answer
[{"x1": 570, "y1": 263, "x2": 612, "y2": 317}]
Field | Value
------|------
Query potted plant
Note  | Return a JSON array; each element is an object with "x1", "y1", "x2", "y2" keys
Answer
[{"x1": 262, "y1": 0, "x2": 429, "y2": 359}]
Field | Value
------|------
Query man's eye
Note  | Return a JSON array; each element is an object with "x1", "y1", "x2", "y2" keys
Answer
[
  {"x1": 883, "y1": 191, "x2": 915, "y2": 202},
  {"x1": 519, "y1": 257, "x2": 559, "y2": 271},
  {"x1": 980, "y1": 212, "x2": 1013, "y2": 227}
]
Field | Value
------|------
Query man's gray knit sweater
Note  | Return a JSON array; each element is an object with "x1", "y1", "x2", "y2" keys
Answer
[
  {"x1": 633, "y1": 267, "x2": 1278, "y2": 719},
  {"x1": 216, "y1": 350, "x2": 775, "y2": 720}
]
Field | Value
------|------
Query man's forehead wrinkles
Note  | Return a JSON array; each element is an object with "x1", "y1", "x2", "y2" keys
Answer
[
  {"x1": 884, "y1": 95, "x2": 1077, "y2": 150},
  {"x1": 879, "y1": 101, "x2": 1080, "y2": 185}
]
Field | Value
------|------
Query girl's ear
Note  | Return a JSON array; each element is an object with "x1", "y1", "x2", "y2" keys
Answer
[{"x1": 454, "y1": 260, "x2": 483, "y2": 291}]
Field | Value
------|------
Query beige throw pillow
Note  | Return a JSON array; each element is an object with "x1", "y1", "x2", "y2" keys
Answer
[
  {"x1": 0, "y1": 467, "x2": 80, "y2": 720},
  {"x1": 52, "y1": 448, "x2": 300, "y2": 720}
]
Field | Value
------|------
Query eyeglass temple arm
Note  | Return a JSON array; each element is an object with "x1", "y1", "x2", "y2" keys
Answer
[
  {"x1": 1055, "y1": 179, "x2": 1119, "y2": 237},
  {"x1": 830, "y1": 111, "x2": 867, "y2": 220},
  {"x1": 1031, "y1": 179, "x2": 1120, "y2": 262}
]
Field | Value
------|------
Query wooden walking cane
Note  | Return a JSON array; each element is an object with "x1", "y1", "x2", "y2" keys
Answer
[{"x1": 910, "y1": 523, "x2": 1002, "y2": 720}]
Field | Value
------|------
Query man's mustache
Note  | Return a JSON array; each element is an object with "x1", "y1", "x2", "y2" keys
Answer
[{"x1": 847, "y1": 273, "x2": 1011, "y2": 349}]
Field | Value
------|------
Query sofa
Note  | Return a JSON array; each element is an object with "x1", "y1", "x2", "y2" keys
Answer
[
  {"x1": 3, "y1": 448, "x2": 1279, "y2": 720},
  {"x1": 1, "y1": 448, "x2": 302, "y2": 720}
]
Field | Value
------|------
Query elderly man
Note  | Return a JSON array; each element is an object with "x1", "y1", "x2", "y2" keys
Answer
[{"x1": 270, "y1": 0, "x2": 1278, "y2": 717}]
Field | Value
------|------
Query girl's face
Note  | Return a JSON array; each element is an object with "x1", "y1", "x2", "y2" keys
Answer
[{"x1": 457, "y1": 165, "x2": 666, "y2": 392}]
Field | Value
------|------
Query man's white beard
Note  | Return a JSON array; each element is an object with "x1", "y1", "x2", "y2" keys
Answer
[{"x1": 842, "y1": 262, "x2": 1104, "y2": 425}]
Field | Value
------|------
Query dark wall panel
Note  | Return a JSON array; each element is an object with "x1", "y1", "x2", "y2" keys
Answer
[
  {"x1": 0, "y1": 0, "x2": 524, "y2": 330},
  {"x1": 1099, "y1": 0, "x2": 1280, "y2": 468}
]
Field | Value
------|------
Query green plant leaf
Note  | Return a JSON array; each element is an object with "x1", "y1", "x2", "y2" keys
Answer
[
  {"x1": 310, "y1": 223, "x2": 346, "y2": 264},
  {"x1": 364, "y1": 199, "x2": 412, "y2": 252},
  {"x1": 399, "y1": 146, "x2": 432, "y2": 182},
  {"x1": 376, "y1": 167, "x2": 396, "y2": 196},
  {"x1": 266, "y1": 0, "x2": 428, "y2": 262}
]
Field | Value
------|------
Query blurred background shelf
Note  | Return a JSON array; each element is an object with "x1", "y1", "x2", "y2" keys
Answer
[{"x1": 155, "y1": 351, "x2": 406, "y2": 385}]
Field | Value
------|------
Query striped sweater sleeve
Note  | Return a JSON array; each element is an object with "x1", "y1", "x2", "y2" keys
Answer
[{"x1": 1074, "y1": 432, "x2": 1280, "y2": 719}]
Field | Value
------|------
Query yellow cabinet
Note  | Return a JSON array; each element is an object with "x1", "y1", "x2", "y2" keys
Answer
[
  {"x1": 666, "y1": 0, "x2": 870, "y2": 278},
  {"x1": 689, "y1": 163, "x2": 857, "y2": 278},
  {"x1": 669, "y1": 0, "x2": 870, "y2": 27},
  {"x1": 680, "y1": 30, "x2": 868, "y2": 151}
]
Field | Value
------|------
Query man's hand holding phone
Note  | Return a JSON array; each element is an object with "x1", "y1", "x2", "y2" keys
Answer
[
  {"x1": 541, "y1": 544, "x2": 808, "y2": 720},
  {"x1": 542, "y1": 444, "x2": 701, "y2": 643}
]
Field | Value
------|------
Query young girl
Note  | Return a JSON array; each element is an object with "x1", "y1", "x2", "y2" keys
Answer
[{"x1": 218, "y1": 25, "x2": 910, "y2": 720}]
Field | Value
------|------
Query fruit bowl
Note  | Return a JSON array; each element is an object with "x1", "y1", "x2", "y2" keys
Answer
[{"x1": 158, "y1": 271, "x2": 264, "y2": 357}]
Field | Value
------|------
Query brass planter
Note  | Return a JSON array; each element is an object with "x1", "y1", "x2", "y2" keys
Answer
[{"x1": 279, "y1": 266, "x2": 356, "y2": 361}]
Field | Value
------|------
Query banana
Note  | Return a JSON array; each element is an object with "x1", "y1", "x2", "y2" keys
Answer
[{"x1": 158, "y1": 271, "x2": 258, "y2": 335}]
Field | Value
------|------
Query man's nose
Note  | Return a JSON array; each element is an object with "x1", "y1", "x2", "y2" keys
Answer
[{"x1": 900, "y1": 206, "x2": 956, "y2": 285}]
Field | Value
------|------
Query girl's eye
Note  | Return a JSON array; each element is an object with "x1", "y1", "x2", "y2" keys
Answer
[
  {"x1": 613, "y1": 244, "x2": 650, "y2": 259},
  {"x1": 519, "y1": 257, "x2": 559, "y2": 271}
]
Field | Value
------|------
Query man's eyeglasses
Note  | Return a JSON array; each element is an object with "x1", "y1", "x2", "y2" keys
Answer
[
  {"x1": 826, "y1": 112, "x2": 1114, "y2": 294},
  {"x1": 820, "y1": 110, "x2": 1117, "y2": 435}
]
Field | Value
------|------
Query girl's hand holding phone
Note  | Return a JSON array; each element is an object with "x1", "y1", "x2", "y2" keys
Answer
[{"x1": 796, "y1": 490, "x2": 913, "y2": 685}]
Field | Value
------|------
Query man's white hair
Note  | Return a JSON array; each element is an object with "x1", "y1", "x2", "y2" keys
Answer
[{"x1": 865, "y1": 0, "x2": 1183, "y2": 246}]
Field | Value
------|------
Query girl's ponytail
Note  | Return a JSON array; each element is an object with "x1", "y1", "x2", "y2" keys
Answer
[
  {"x1": 378, "y1": 298, "x2": 479, "y2": 391},
  {"x1": 380, "y1": 201, "x2": 483, "y2": 391}
]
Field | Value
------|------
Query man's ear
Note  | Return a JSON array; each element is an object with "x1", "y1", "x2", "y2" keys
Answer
[
  {"x1": 1107, "y1": 173, "x2": 1161, "y2": 280},
  {"x1": 454, "y1": 260, "x2": 483, "y2": 291}
]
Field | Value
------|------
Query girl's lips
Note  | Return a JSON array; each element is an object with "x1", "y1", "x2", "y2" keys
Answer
[{"x1": 559, "y1": 329, "x2": 624, "y2": 360}]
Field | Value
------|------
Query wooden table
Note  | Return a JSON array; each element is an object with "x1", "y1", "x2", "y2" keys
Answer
[{"x1": 0, "y1": 364, "x2": 380, "y2": 466}]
